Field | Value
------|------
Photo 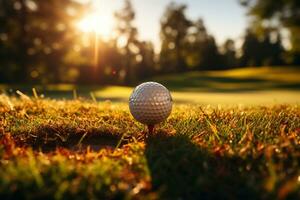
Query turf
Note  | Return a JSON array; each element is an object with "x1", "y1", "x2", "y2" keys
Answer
[
  {"x1": 1, "y1": 66, "x2": 300, "y2": 105},
  {"x1": 0, "y1": 95, "x2": 300, "y2": 199}
]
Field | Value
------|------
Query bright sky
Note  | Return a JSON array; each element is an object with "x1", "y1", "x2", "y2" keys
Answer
[{"x1": 81, "y1": 0, "x2": 248, "y2": 50}]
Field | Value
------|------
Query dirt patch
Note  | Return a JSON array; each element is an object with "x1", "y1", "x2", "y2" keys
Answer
[{"x1": 10, "y1": 125, "x2": 133, "y2": 152}]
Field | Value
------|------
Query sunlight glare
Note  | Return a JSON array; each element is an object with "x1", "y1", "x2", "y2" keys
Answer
[{"x1": 77, "y1": 13, "x2": 114, "y2": 40}]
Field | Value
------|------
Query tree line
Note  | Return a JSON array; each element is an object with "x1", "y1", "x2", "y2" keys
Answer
[{"x1": 0, "y1": 0, "x2": 299, "y2": 85}]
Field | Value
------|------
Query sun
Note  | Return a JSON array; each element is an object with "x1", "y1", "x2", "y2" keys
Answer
[{"x1": 77, "y1": 13, "x2": 114, "y2": 39}]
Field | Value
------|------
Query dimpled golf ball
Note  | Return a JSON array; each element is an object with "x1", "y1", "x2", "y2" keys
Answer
[{"x1": 129, "y1": 82, "x2": 172, "y2": 125}]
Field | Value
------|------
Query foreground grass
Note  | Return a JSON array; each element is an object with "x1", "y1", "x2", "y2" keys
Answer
[{"x1": 0, "y1": 95, "x2": 300, "y2": 199}]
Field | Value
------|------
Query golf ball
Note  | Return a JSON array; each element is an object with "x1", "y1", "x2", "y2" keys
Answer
[{"x1": 129, "y1": 82, "x2": 172, "y2": 125}]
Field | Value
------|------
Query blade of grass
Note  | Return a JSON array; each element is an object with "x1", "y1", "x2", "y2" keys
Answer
[
  {"x1": 77, "y1": 131, "x2": 88, "y2": 146},
  {"x1": 16, "y1": 90, "x2": 31, "y2": 100},
  {"x1": 73, "y1": 89, "x2": 77, "y2": 100},
  {"x1": 115, "y1": 132, "x2": 126, "y2": 149},
  {"x1": 200, "y1": 106, "x2": 221, "y2": 142},
  {"x1": 32, "y1": 88, "x2": 39, "y2": 99},
  {"x1": 90, "y1": 92, "x2": 97, "y2": 103}
]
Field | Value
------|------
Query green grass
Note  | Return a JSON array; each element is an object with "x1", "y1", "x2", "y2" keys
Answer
[
  {"x1": 1, "y1": 66, "x2": 300, "y2": 104},
  {"x1": 1, "y1": 95, "x2": 300, "y2": 199}
]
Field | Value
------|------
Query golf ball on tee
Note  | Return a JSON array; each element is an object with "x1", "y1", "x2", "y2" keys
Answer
[{"x1": 129, "y1": 82, "x2": 172, "y2": 125}]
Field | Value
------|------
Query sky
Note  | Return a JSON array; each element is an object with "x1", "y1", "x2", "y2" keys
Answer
[{"x1": 88, "y1": 0, "x2": 249, "y2": 51}]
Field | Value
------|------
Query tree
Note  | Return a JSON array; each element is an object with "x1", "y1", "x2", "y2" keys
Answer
[
  {"x1": 184, "y1": 19, "x2": 208, "y2": 70},
  {"x1": 0, "y1": 0, "x2": 85, "y2": 83},
  {"x1": 240, "y1": 28, "x2": 285, "y2": 67},
  {"x1": 200, "y1": 35, "x2": 222, "y2": 70},
  {"x1": 240, "y1": 29, "x2": 261, "y2": 66},
  {"x1": 31, "y1": 0, "x2": 85, "y2": 83},
  {"x1": 136, "y1": 41, "x2": 156, "y2": 79},
  {"x1": 270, "y1": 32, "x2": 285, "y2": 65},
  {"x1": 185, "y1": 19, "x2": 222, "y2": 70},
  {"x1": 259, "y1": 29, "x2": 285, "y2": 65},
  {"x1": 79, "y1": 0, "x2": 155, "y2": 85},
  {"x1": 221, "y1": 39, "x2": 237, "y2": 69},
  {"x1": 0, "y1": 0, "x2": 31, "y2": 82},
  {"x1": 115, "y1": 0, "x2": 139, "y2": 84},
  {"x1": 240, "y1": 0, "x2": 300, "y2": 64},
  {"x1": 160, "y1": 2, "x2": 191, "y2": 73}
]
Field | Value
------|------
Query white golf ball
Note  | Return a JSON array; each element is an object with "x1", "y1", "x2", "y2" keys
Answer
[{"x1": 129, "y1": 82, "x2": 172, "y2": 125}]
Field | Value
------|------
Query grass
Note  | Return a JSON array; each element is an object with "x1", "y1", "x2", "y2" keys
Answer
[
  {"x1": 1, "y1": 66, "x2": 300, "y2": 105},
  {"x1": 1, "y1": 95, "x2": 300, "y2": 199}
]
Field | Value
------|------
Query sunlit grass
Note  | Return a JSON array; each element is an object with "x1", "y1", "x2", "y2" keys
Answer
[
  {"x1": 0, "y1": 66, "x2": 300, "y2": 105},
  {"x1": 93, "y1": 86, "x2": 132, "y2": 99},
  {"x1": 216, "y1": 66, "x2": 300, "y2": 82}
]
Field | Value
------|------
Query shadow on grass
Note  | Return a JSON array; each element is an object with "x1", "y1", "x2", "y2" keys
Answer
[
  {"x1": 20, "y1": 125, "x2": 125, "y2": 152},
  {"x1": 145, "y1": 132, "x2": 264, "y2": 199}
]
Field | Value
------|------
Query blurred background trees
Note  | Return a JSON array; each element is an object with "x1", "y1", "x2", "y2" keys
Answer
[
  {"x1": 0, "y1": 0, "x2": 299, "y2": 85},
  {"x1": 160, "y1": 3, "x2": 191, "y2": 73},
  {"x1": 0, "y1": 0, "x2": 86, "y2": 83},
  {"x1": 240, "y1": 0, "x2": 300, "y2": 64},
  {"x1": 240, "y1": 28, "x2": 284, "y2": 67}
]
